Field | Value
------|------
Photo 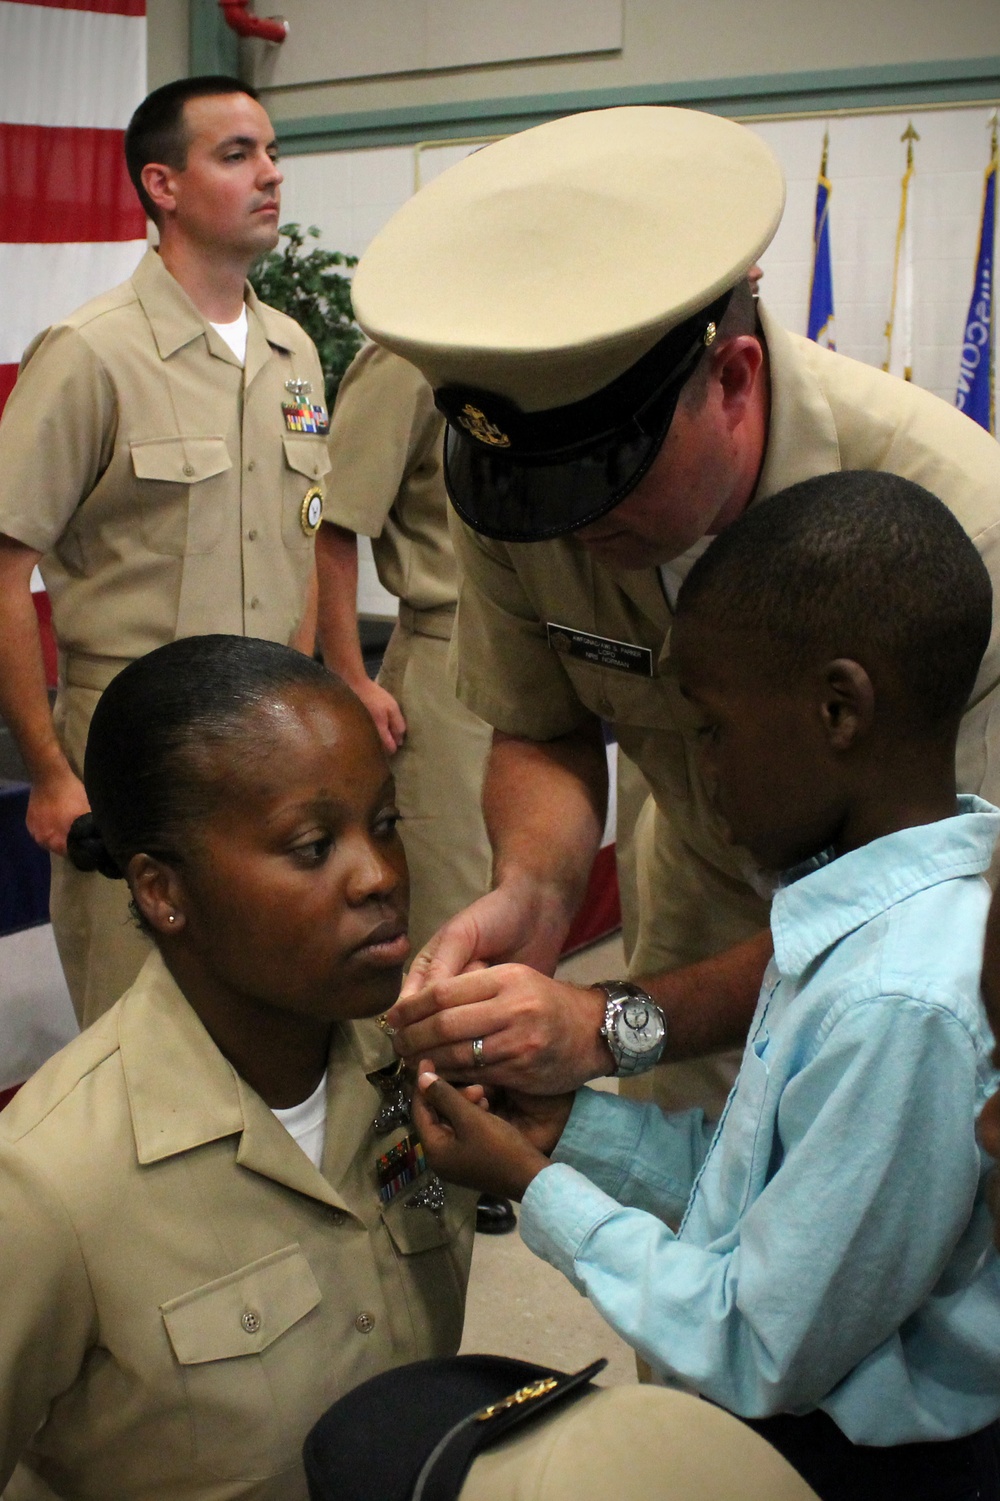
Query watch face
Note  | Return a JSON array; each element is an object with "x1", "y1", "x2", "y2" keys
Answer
[
  {"x1": 623, "y1": 1001, "x2": 650, "y2": 1031},
  {"x1": 617, "y1": 1000, "x2": 666, "y2": 1054}
]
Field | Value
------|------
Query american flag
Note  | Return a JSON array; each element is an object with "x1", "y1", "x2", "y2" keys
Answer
[{"x1": 0, "y1": 0, "x2": 148, "y2": 419}]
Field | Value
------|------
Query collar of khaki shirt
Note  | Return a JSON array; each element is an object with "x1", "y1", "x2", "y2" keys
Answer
[
  {"x1": 118, "y1": 948, "x2": 395, "y2": 1219},
  {"x1": 753, "y1": 301, "x2": 841, "y2": 503},
  {"x1": 131, "y1": 247, "x2": 298, "y2": 382}
]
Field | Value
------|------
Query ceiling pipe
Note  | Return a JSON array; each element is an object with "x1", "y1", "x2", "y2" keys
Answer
[{"x1": 218, "y1": 0, "x2": 288, "y2": 44}]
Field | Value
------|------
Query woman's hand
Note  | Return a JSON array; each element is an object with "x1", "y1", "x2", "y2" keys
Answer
[{"x1": 411, "y1": 1063, "x2": 574, "y2": 1201}]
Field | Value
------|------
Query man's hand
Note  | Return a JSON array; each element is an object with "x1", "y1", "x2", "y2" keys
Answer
[
  {"x1": 351, "y1": 675, "x2": 406, "y2": 755},
  {"x1": 398, "y1": 875, "x2": 575, "y2": 1003},
  {"x1": 314, "y1": 522, "x2": 407, "y2": 753},
  {"x1": 412, "y1": 1064, "x2": 566, "y2": 1200},
  {"x1": 25, "y1": 762, "x2": 90, "y2": 856},
  {"x1": 388, "y1": 964, "x2": 612, "y2": 1093}
]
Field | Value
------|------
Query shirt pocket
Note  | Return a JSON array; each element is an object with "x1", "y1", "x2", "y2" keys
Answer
[
  {"x1": 160, "y1": 1243, "x2": 321, "y2": 1479},
  {"x1": 282, "y1": 436, "x2": 332, "y2": 550},
  {"x1": 379, "y1": 1183, "x2": 476, "y2": 1357},
  {"x1": 557, "y1": 657, "x2": 690, "y2": 804},
  {"x1": 130, "y1": 436, "x2": 232, "y2": 556}
]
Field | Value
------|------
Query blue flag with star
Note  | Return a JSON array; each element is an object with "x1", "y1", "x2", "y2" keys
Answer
[
  {"x1": 807, "y1": 133, "x2": 835, "y2": 349},
  {"x1": 955, "y1": 122, "x2": 996, "y2": 434}
]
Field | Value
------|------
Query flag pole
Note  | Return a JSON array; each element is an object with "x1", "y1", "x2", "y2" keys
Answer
[
  {"x1": 884, "y1": 121, "x2": 919, "y2": 381},
  {"x1": 807, "y1": 129, "x2": 836, "y2": 348}
]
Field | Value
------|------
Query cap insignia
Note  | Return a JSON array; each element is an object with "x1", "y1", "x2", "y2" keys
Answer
[
  {"x1": 703, "y1": 322, "x2": 718, "y2": 347},
  {"x1": 475, "y1": 1376, "x2": 559, "y2": 1421},
  {"x1": 458, "y1": 403, "x2": 511, "y2": 448}
]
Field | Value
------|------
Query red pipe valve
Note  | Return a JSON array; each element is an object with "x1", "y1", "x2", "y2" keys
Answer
[{"x1": 218, "y1": 0, "x2": 288, "y2": 44}]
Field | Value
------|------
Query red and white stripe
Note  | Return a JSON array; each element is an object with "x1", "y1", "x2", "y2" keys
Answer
[
  {"x1": 0, "y1": 1, "x2": 147, "y2": 1093},
  {"x1": 0, "y1": 0, "x2": 147, "y2": 416}
]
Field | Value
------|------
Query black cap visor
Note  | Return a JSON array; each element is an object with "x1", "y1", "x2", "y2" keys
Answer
[{"x1": 439, "y1": 294, "x2": 730, "y2": 544}]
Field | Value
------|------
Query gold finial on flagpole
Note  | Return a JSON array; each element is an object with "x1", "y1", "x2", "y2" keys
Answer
[
  {"x1": 820, "y1": 127, "x2": 830, "y2": 179},
  {"x1": 901, "y1": 121, "x2": 920, "y2": 168},
  {"x1": 989, "y1": 109, "x2": 998, "y2": 163}
]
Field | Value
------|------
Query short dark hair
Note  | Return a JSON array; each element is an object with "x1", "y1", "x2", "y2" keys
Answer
[
  {"x1": 675, "y1": 470, "x2": 992, "y2": 729},
  {"x1": 124, "y1": 75, "x2": 259, "y2": 221},
  {"x1": 67, "y1": 635, "x2": 346, "y2": 882}
]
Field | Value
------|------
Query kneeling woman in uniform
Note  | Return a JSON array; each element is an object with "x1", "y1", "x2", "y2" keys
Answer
[{"x1": 0, "y1": 635, "x2": 475, "y2": 1501}]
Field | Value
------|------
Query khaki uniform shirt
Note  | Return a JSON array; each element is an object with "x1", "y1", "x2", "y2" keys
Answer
[
  {"x1": 0, "y1": 249, "x2": 330, "y2": 686},
  {"x1": 322, "y1": 342, "x2": 493, "y2": 949},
  {"x1": 0, "y1": 951, "x2": 475, "y2": 1501},
  {"x1": 325, "y1": 342, "x2": 456, "y2": 627},
  {"x1": 452, "y1": 304, "x2": 1000, "y2": 911}
]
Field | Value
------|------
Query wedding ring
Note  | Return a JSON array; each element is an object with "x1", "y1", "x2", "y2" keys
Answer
[{"x1": 471, "y1": 1037, "x2": 485, "y2": 1069}]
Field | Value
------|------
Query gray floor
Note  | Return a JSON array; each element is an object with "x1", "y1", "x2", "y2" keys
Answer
[{"x1": 459, "y1": 933, "x2": 638, "y2": 1384}]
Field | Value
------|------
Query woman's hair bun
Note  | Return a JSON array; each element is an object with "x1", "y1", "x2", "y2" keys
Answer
[{"x1": 66, "y1": 813, "x2": 124, "y2": 880}]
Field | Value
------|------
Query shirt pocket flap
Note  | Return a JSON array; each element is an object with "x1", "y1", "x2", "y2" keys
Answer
[
  {"x1": 131, "y1": 436, "x2": 232, "y2": 484},
  {"x1": 161, "y1": 1244, "x2": 321, "y2": 1365},
  {"x1": 381, "y1": 1182, "x2": 477, "y2": 1255},
  {"x1": 282, "y1": 435, "x2": 332, "y2": 482}
]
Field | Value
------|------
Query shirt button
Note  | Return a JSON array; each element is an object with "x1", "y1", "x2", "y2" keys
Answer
[
  {"x1": 247, "y1": 529, "x2": 258, "y2": 542},
  {"x1": 249, "y1": 596, "x2": 260, "y2": 610},
  {"x1": 355, "y1": 1311, "x2": 376, "y2": 1334},
  {"x1": 241, "y1": 1309, "x2": 261, "y2": 1334},
  {"x1": 182, "y1": 463, "x2": 194, "y2": 477},
  {"x1": 247, "y1": 459, "x2": 256, "y2": 471}
]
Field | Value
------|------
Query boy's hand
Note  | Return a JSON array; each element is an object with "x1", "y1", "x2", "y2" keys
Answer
[
  {"x1": 491, "y1": 1084, "x2": 576, "y2": 1157},
  {"x1": 412, "y1": 1064, "x2": 570, "y2": 1201}
]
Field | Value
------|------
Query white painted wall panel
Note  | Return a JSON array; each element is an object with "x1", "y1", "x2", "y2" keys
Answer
[{"x1": 264, "y1": 0, "x2": 622, "y2": 88}]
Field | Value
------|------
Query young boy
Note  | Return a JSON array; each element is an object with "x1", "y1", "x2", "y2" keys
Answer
[{"x1": 414, "y1": 470, "x2": 1000, "y2": 1501}]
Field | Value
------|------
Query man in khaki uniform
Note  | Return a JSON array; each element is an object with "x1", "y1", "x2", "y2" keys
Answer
[
  {"x1": 0, "y1": 949, "x2": 474, "y2": 1500},
  {"x1": 0, "y1": 77, "x2": 327, "y2": 1025},
  {"x1": 316, "y1": 342, "x2": 492, "y2": 955},
  {"x1": 353, "y1": 107, "x2": 1000, "y2": 1113}
]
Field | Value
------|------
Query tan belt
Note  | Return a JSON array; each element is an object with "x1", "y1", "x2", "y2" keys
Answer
[
  {"x1": 62, "y1": 653, "x2": 135, "y2": 692},
  {"x1": 396, "y1": 602, "x2": 457, "y2": 642}
]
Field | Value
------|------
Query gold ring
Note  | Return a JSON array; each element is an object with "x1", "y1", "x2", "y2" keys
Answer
[{"x1": 472, "y1": 1037, "x2": 485, "y2": 1068}]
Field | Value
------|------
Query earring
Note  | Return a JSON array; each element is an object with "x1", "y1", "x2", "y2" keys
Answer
[{"x1": 167, "y1": 913, "x2": 177, "y2": 924}]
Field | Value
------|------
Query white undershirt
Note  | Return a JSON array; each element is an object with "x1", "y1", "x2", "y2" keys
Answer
[
  {"x1": 272, "y1": 1072, "x2": 328, "y2": 1170},
  {"x1": 209, "y1": 305, "x2": 248, "y2": 364},
  {"x1": 658, "y1": 536, "x2": 713, "y2": 610}
]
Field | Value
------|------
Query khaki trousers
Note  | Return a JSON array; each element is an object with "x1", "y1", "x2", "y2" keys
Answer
[
  {"x1": 377, "y1": 615, "x2": 493, "y2": 954},
  {"x1": 49, "y1": 684, "x2": 152, "y2": 1028}
]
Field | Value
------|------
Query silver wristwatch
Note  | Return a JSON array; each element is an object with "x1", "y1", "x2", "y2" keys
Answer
[{"x1": 595, "y1": 981, "x2": 667, "y2": 1076}]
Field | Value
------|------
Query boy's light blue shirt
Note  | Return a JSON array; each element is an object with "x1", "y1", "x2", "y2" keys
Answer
[{"x1": 521, "y1": 796, "x2": 1000, "y2": 1443}]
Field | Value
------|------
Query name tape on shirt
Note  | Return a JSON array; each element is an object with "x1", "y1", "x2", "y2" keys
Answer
[
  {"x1": 282, "y1": 401, "x2": 330, "y2": 435},
  {"x1": 546, "y1": 622, "x2": 654, "y2": 677}
]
